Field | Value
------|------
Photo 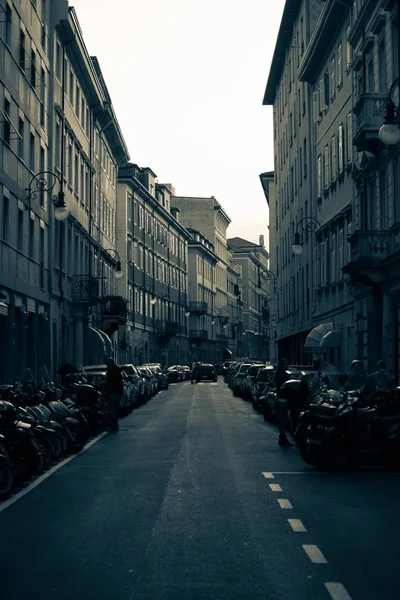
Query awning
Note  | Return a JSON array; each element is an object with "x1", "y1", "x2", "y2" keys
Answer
[
  {"x1": 320, "y1": 329, "x2": 342, "y2": 348},
  {"x1": 304, "y1": 322, "x2": 333, "y2": 349},
  {"x1": 95, "y1": 328, "x2": 114, "y2": 358},
  {"x1": 88, "y1": 327, "x2": 107, "y2": 358},
  {"x1": 222, "y1": 348, "x2": 233, "y2": 360}
]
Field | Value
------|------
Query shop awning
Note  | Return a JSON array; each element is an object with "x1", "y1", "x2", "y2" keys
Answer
[
  {"x1": 304, "y1": 322, "x2": 333, "y2": 350},
  {"x1": 320, "y1": 329, "x2": 342, "y2": 348},
  {"x1": 88, "y1": 327, "x2": 107, "y2": 358},
  {"x1": 94, "y1": 328, "x2": 114, "y2": 358}
]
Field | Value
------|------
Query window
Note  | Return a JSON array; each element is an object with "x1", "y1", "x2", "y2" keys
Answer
[
  {"x1": 81, "y1": 97, "x2": 85, "y2": 129},
  {"x1": 379, "y1": 168, "x2": 387, "y2": 229},
  {"x1": 75, "y1": 85, "x2": 80, "y2": 118},
  {"x1": 337, "y1": 43, "x2": 343, "y2": 87},
  {"x1": 346, "y1": 25, "x2": 351, "y2": 70},
  {"x1": 331, "y1": 135, "x2": 337, "y2": 180},
  {"x1": 338, "y1": 124, "x2": 344, "y2": 172},
  {"x1": 299, "y1": 146, "x2": 303, "y2": 182},
  {"x1": 3, "y1": 98, "x2": 11, "y2": 145},
  {"x1": 317, "y1": 155, "x2": 322, "y2": 197},
  {"x1": 5, "y1": 4, "x2": 12, "y2": 46},
  {"x1": 18, "y1": 209, "x2": 24, "y2": 252},
  {"x1": 2, "y1": 196, "x2": 9, "y2": 242},
  {"x1": 303, "y1": 137, "x2": 307, "y2": 177},
  {"x1": 378, "y1": 40, "x2": 387, "y2": 93},
  {"x1": 55, "y1": 39, "x2": 61, "y2": 80},
  {"x1": 40, "y1": 68, "x2": 46, "y2": 126},
  {"x1": 347, "y1": 112, "x2": 353, "y2": 163},
  {"x1": 55, "y1": 119, "x2": 61, "y2": 169},
  {"x1": 330, "y1": 56, "x2": 336, "y2": 99},
  {"x1": 18, "y1": 117, "x2": 24, "y2": 158},
  {"x1": 30, "y1": 49, "x2": 36, "y2": 88},
  {"x1": 324, "y1": 145, "x2": 329, "y2": 188},
  {"x1": 19, "y1": 29, "x2": 26, "y2": 70},
  {"x1": 30, "y1": 132, "x2": 35, "y2": 171},
  {"x1": 68, "y1": 140, "x2": 73, "y2": 185},
  {"x1": 367, "y1": 54, "x2": 374, "y2": 92},
  {"x1": 69, "y1": 70, "x2": 74, "y2": 104},
  {"x1": 29, "y1": 218, "x2": 35, "y2": 258}
]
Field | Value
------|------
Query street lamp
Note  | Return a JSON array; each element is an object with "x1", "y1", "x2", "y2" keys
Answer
[
  {"x1": 142, "y1": 284, "x2": 157, "y2": 305},
  {"x1": 258, "y1": 269, "x2": 277, "y2": 293},
  {"x1": 379, "y1": 77, "x2": 400, "y2": 146},
  {"x1": 292, "y1": 217, "x2": 321, "y2": 255},
  {"x1": 26, "y1": 171, "x2": 69, "y2": 221},
  {"x1": 185, "y1": 309, "x2": 191, "y2": 317},
  {"x1": 104, "y1": 248, "x2": 123, "y2": 279}
]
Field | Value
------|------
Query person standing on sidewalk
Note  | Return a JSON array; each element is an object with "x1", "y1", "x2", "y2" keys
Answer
[
  {"x1": 275, "y1": 358, "x2": 292, "y2": 447},
  {"x1": 104, "y1": 358, "x2": 123, "y2": 431}
]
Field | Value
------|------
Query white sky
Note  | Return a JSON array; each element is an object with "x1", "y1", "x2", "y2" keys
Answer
[{"x1": 70, "y1": 0, "x2": 286, "y2": 246}]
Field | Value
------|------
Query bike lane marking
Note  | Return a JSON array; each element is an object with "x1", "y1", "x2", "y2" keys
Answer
[
  {"x1": 288, "y1": 518, "x2": 307, "y2": 532},
  {"x1": 277, "y1": 498, "x2": 293, "y2": 509},
  {"x1": 0, "y1": 432, "x2": 108, "y2": 514},
  {"x1": 262, "y1": 471, "x2": 275, "y2": 479},
  {"x1": 302, "y1": 544, "x2": 328, "y2": 564},
  {"x1": 324, "y1": 582, "x2": 353, "y2": 600},
  {"x1": 269, "y1": 483, "x2": 282, "y2": 491}
]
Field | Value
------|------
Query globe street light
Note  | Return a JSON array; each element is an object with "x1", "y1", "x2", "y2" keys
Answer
[
  {"x1": 26, "y1": 171, "x2": 69, "y2": 221},
  {"x1": 379, "y1": 77, "x2": 400, "y2": 146},
  {"x1": 104, "y1": 248, "x2": 123, "y2": 279},
  {"x1": 292, "y1": 217, "x2": 321, "y2": 255}
]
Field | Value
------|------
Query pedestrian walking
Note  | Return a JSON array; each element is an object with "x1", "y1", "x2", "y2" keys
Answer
[
  {"x1": 191, "y1": 361, "x2": 198, "y2": 384},
  {"x1": 365, "y1": 360, "x2": 394, "y2": 394},
  {"x1": 104, "y1": 358, "x2": 124, "y2": 431},
  {"x1": 345, "y1": 359, "x2": 367, "y2": 393},
  {"x1": 274, "y1": 358, "x2": 292, "y2": 447}
]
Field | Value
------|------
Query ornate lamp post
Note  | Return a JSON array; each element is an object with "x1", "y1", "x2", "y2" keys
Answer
[
  {"x1": 379, "y1": 77, "x2": 400, "y2": 147},
  {"x1": 292, "y1": 217, "x2": 321, "y2": 255},
  {"x1": 103, "y1": 248, "x2": 124, "y2": 280},
  {"x1": 26, "y1": 171, "x2": 69, "y2": 221}
]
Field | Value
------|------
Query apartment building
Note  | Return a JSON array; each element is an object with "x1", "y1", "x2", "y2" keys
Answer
[
  {"x1": 0, "y1": 1, "x2": 129, "y2": 382},
  {"x1": 343, "y1": 0, "x2": 400, "y2": 377},
  {"x1": 0, "y1": 0, "x2": 53, "y2": 382},
  {"x1": 172, "y1": 195, "x2": 233, "y2": 362},
  {"x1": 263, "y1": 0, "x2": 325, "y2": 367},
  {"x1": 185, "y1": 228, "x2": 217, "y2": 363},
  {"x1": 117, "y1": 164, "x2": 190, "y2": 367},
  {"x1": 228, "y1": 237, "x2": 271, "y2": 361},
  {"x1": 226, "y1": 247, "x2": 243, "y2": 361}
]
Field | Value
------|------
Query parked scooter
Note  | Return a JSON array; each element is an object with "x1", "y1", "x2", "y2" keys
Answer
[{"x1": 295, "y1": 388, "x2": 400, "y2": 470}]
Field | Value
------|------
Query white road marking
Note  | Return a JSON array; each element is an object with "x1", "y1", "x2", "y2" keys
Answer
[
  {"x1": 269, "y1": 483, "x2": 282, "y2": 492},
  {"x1": 0, "y1": 432, "x2": 108, "y2": 513},
  {"x1": 262, "y1": 472, "x2": 275, "y2": 479},
  {"x1": 324, "y1": 582, "x2": 352, "y2": 600},
  {"x1": 288, "y1": 518, "x2": 307, "y2": 532},
  {"x1": 277, "y1": 498, "x2": 293, "y2": 509},
  {"x1": 302, "y1": 544, "x2": 328, "y2": 564},
  {"x1": 265, "y1": 471, "x2": 400, "y2": 476}
]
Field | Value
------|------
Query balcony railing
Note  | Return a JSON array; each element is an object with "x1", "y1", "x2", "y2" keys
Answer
[
  {"x1": 188, "y1": 301, "x2": 208, "y2": 315},
  {"x1": 189, "y1": 329, "x2": 208, "y2": 341},
  {"x1": 102, "y1": 296, "x2": 129, "y2": 322},
  {"x1": 155, "y1": 320, "x2": 179, "y2": 338},
  {"x1": 353, "y1": 93, "x2": 387, "y2": 151},
  {"x1": 348, "y1": 230, "x2": 393, "y2": 263},
  {"x1": 71, "y1": 275, "x2": 100, "y2": 303}
]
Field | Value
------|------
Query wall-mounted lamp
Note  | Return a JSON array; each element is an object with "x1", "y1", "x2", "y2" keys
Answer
[
  {"x1": 104, "y1": 248, "x2": 123, "y2": 279},
  {"x1": 379, "y1": 77, "x2": 400, "y2": 146},
  {"x1": 26, "y1": 171, "x2": 69, "y2": 221},
  {"x1": 292, "y1": 217, "x2": 321, "y2": 255}
]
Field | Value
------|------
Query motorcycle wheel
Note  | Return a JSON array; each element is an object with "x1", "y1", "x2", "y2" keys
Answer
[
  {"x1": 0, "y1": 457, "x2": 14, "y2": 498},
  {"x1": 297, "y1": 434, "x2": 333, "y2": 471}
]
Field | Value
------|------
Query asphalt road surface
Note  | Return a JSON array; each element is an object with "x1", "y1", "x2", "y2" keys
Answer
[{"x1": 1, "y1": 379, "x2": 399, "y2": 600}]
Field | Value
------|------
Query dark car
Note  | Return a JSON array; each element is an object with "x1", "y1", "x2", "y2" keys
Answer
[{"x1": 196, "y1": 364, "x2": 217, "y2": 382}]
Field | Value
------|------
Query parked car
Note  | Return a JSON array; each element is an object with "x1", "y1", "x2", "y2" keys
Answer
[
  {"x1": 241, "y1": 363, "x2": 267, "y2": 401},
  {"x1": 180, "y1": 365, "x2": 192, "y2": 381},
  {"x1": 120, "y1": 364, "x2": 147, "y2": 404},
  {"x1": 143, "y1": 363, "x2": 169, "y2": 390},
  {"x1": 167, "y1": 366, "x2": 182, "y2": 383},
  {"x1": 138, "y1": 366, "x2": 158, "y2": 397},
  {"x1": 252, "y1": 365, "x2": 275, "y2": 410},
  {"x1": 82, "y1": 364, "x2": 139, "y2": 414},
  {"x1": 231, "y1": 363, "x2": 252, "y2": 396},
  {"x1": 196, "y1": 364, "x2": 217, "y2": 382}
]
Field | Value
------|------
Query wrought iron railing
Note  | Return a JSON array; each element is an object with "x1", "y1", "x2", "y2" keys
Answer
[{"x1": 71, "y1": 275, "x2": 100, "y2": 302}]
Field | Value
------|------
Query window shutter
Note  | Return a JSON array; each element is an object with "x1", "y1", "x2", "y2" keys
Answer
[
  {"x1": 320, "y1": 78, "x2": 326, "y2": 111},
  {"x1": 338, "y1": 124, "x2": 344, "y2": 172},
  {"x1": 313, "y1": 91, "x2": 320, "y2": 123}
]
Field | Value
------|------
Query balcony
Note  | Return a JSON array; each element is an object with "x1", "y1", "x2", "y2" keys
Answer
[
  {"x1": 189, "y1": 329, "x2": 208, "y2": 342},
  {"x1": 102, "y1": 296, "x2": 129, "y2": 323},
  {"x1": 342, "y1": 230, "x2": 393, "y2": 284},
  {"x1": 71, "y1": 275, "x2": 100, "y2": 303},
  {"x1": 155, "y1": 320, "x2": 179, "y2": 340},
  {"x1": 353, "y1": 93, "x2": 387, "y2": 152},
  {"x1": 188, "y1": 301, "x2": 208, "y2": 315}
]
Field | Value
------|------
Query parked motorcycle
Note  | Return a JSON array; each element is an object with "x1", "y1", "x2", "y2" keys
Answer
[{"x1": 295, "y1": 388, "x2": 400, "y2": 470}]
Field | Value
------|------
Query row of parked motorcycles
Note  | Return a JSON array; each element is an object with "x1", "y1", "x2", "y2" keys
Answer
[
  {"x1": 224, "y1": 362, "x2": 400, "y2": 470},
  {"x1": 0, "y1": 369, "x2": 115, "y2": 499}
]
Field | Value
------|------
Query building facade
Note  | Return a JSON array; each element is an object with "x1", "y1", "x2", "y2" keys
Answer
[
  {"x1": 228, "y1": 237, "x2": 271, "y2": 362},
  {"x1": 171, "y1": 195, "x2": 233, "y2": 363},
  {"x1": 117, "y1": 165, "x2": 190, "y2": 368}
]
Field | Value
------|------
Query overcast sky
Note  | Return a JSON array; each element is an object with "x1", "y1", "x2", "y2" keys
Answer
[{"x1": 70, "y1": 0, "x2": 285, "y2": 246}]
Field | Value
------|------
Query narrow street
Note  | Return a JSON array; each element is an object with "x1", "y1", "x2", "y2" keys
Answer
[{"x1": 1, "y1": 379, "x2": 399, "y2": 600}]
